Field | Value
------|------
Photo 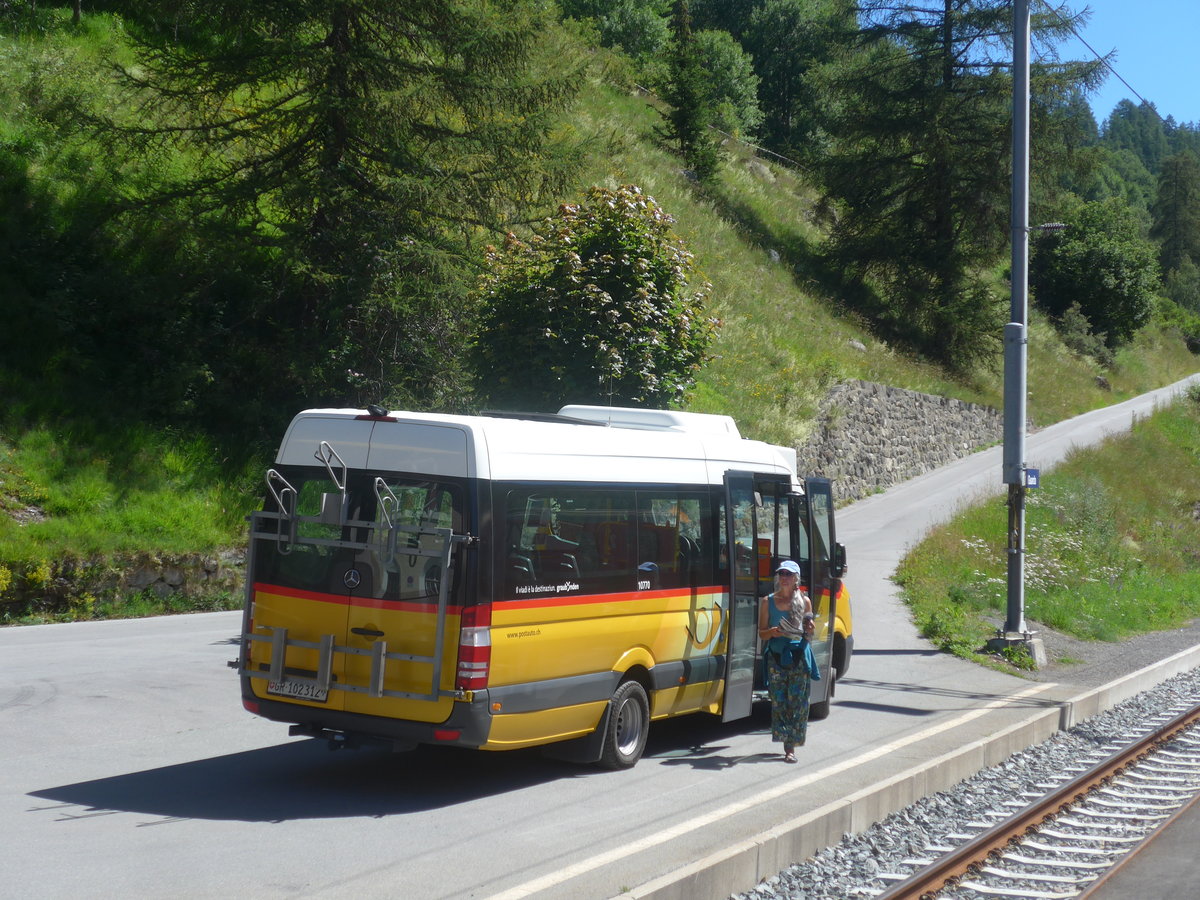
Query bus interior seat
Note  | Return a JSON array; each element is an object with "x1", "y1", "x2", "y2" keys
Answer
[
  {"x1": 677, "y1": 536, "x2": 700, "y2": 576},
  {"x1": 536, "y1": 530, "x2": 579, "y2": 577},
  {"x1": 538, "y1": 551, "x2": 578, "y2": 577},
  {"x1": 508, "y1": 552, "x2": 536, "y2": 585}
]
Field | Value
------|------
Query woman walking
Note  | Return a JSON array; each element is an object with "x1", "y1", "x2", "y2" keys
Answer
[{"x1": 758, "y1": 559, "x2": 819, "y2": 762}]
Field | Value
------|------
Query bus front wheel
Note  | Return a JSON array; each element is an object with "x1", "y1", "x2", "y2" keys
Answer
[{"x1": 598, "y1": 680, "x2": 649, "y2": 769}]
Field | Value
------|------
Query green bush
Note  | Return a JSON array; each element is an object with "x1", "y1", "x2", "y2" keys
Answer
[
  {"x1": 1031, "y1": 199, "x2": 1161, "y2": 349},
  {"x1": 473, "y1": 185, "x2": 718, "y2": 411},
  {"x1": 1154, "y1": 295, "x2": 1200, "y2": 355}
]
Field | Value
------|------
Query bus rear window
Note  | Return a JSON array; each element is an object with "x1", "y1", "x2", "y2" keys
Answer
[{"x1": 253, "y1": 469, "x2": 464, "y2": 603}]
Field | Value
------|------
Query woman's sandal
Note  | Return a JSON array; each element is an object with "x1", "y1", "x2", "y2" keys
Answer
[{"x1": 784, "y1": 751, "x2": 797, "y2": 763}]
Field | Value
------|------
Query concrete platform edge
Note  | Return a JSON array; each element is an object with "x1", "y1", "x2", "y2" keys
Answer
[{"x1": 621, "y1": 644, "x2": 1200, "y2": 900}]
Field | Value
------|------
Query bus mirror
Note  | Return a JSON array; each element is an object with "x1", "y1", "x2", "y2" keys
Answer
[{"x1": 831, "y1": 542, "x2": 847, "y2": 579}]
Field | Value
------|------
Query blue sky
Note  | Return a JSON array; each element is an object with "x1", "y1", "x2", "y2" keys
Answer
[{"x1": 1053, "y1": 0, "x2": 1200, "y2": 126}]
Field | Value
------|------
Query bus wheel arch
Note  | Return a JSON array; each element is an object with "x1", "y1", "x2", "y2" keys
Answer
[
  {"x1": 809, "y1": 673, "x2": 832, "y2": 721},
  {"x1": 597, "y1": 677, "x2": 650, "y2": 769},
  {"x1": 833, "y1": 632, "x2": 848, "y2": 681}
]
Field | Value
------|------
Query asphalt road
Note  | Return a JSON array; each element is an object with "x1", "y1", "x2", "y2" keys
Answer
[{"x1": 3, "y1": 374, "x2": 1198, "y2": 900}]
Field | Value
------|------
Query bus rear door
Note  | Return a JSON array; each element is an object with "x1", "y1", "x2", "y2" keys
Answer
[
  {"x1": 241, "y1": 461, "x2": 467, "y2": 727},
  {"x1": 340, "y1": 480, "x2": 462, "y2": 723}
]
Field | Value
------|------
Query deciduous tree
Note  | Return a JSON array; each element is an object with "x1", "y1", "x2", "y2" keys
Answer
[
  {"x1": 743, "y1": 0, "x2": 850, "y2": 157},
  {"x1": 1031, "y1": 199, "x2": 1160, "y2": 348},
  {"x1": 694, "y1": 28, "x2": 763, "y2": 139}
]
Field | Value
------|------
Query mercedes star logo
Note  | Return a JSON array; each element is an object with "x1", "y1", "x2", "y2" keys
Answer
[{"x1": 343, "y1": 568, "x2": 362, "y2": 590}]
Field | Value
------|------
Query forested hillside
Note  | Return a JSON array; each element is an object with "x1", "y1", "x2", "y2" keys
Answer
[{"x1": 2, "y1": 1, "x2": 1199, "y2": 619}]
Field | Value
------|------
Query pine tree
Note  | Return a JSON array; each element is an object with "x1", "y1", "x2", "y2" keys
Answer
[
  {"x1": 807, "y1": 0, "x2": 1101, "y2": 370},
  {"x1": 662, "y1": 0, "x2": 721, "y2": 181},
  {"x1": 1102, "y1": 100, "x2": 1170, "y2": 173},
  {"x1": 107, "y1": 0, "x2": 581, "y2": 411},
  {"x1": 1150, "y1": 151, "x2": 1200, "y2": 273}
]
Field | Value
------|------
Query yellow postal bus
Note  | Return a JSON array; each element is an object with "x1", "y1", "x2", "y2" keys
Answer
[{"x1": 235, "y1": 405, "x2": 852, "y2": 768}]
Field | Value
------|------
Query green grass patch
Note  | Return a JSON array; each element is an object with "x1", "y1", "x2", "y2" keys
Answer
[
  {"x1": 0, "y1": 422, "x2": 260, "y2": 622},
  {"x1": 0, "y1": 424, "x2": 257, "y2": 563},
  {"x1": 896, "y1": 393, "x2": 1200, "y2": 671}
]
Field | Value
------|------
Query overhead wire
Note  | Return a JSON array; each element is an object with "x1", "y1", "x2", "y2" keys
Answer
[{"x1": 1035, "y1": 0, "x2": 1166, "y2": 124}]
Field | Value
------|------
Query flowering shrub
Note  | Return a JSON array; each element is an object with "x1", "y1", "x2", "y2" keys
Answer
[{"x1": 473, "y1": 185, "x2": 717, "y2": 411}]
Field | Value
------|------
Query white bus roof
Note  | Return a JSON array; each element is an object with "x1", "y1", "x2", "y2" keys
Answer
[
  {"x1": 276, "y1": 407, "x2": 798, "y2": 487},
  {"x1": 557, "y1": 404, "x2": 741, "y2": 437}
]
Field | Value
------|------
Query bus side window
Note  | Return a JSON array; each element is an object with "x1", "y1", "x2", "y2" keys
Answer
[
  {"x1": 636, "y1": 492, "x2": 709, "y2": 590},
  {"x1": 500, "y1": 488, "x2": 635, "y2": 598},
  {"x1": 504, "y1": 508, "x2": 536, "y2": 586}
]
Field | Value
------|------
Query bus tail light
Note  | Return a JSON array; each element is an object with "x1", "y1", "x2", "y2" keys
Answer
[{"x1": 457, "y1": 603, "x2": 492, "y2": 691}]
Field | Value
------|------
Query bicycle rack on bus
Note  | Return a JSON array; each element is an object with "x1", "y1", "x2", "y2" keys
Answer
[
  {"x1": 241, "y1": 521, "x2": 469, "y2": 702},
  {"x1": 241, "y1": 441, "x2": 473, "y2": 703}
]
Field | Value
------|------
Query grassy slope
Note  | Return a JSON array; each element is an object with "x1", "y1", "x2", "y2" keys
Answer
[
  {"x1": 896, "y1": 390, "x2": 1200, "y2": 670},
  {"x1": 565, "y1": 73, "x2": 1200, "y2": 447}
]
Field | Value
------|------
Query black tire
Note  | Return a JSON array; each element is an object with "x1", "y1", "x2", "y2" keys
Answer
[{"x1": 598, "y1": 680, "x2": 650, "y2": 769}]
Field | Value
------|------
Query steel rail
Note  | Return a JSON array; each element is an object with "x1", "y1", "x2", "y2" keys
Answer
[
  {"x1": 875, "y1": 699, "x2": 1200, "y2": 900},
  {"x1": 1075, "y1": 788, "x2": 1200, "y2": 898}
]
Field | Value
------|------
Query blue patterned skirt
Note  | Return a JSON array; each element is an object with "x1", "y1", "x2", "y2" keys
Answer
[{"x1": 765, "y1": 652, "x2": 811, "y2": 747}]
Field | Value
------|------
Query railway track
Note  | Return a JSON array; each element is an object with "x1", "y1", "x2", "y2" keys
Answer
[{"x1": 873, "y1": 697, "x2": 1200, "y2": 900}]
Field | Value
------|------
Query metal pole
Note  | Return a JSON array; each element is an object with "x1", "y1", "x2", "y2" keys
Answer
[{"x1": 1003, "y1": 0, "x2": 1030, "y2": 636}]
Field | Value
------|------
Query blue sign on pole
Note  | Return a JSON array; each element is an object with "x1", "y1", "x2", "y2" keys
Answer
[{"x1": 1025, "y1": 468, "x2": 1040, "y2": 489}]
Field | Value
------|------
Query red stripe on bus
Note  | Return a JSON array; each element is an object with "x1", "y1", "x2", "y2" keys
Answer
[
  {"x1": 251, "y1": 581, "x2": 733, "y2": 614},
  {"x1": 251, "y1": 582, "x2": 463, "y2": 615},
  {"x1": 500, "y1": 585, "x2": 724, "y2": 611}
]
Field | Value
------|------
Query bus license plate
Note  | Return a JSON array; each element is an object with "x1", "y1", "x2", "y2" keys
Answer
[{"x1": 267, "y1": 680, "x2": 329, "y2": 703}]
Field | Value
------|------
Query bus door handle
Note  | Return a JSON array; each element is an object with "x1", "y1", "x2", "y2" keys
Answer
[{"x1": 351, "y1": 627, "x2": 385, "y2": 638}]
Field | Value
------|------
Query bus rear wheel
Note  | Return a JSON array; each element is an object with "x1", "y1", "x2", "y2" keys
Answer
[{"x1": 598, "y1": 680, "x2": 649, "y2": 769}]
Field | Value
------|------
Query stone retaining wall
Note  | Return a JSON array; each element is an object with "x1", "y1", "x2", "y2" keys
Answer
[
  {"x1": 122, "y1": 549, "x2": 245, "y2": 598},
  {"x1": 795, "y1": 380, "x2": 1004, "y2": 504},
  {"x1": 1, "y1": 550, "x2": 246, "y2": 618}
]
